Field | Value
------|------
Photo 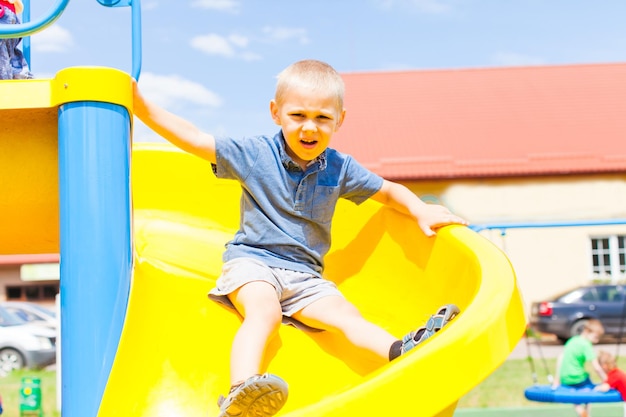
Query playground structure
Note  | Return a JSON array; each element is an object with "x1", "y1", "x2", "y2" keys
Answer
[{"x1": 0, "y1": 1, "x2": 526, "y2": 416}]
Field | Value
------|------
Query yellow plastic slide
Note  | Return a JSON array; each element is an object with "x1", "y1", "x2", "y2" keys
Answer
[
  {"x1": 98, "y1": 143, "x2": 526, "y2": 417},
  {"x1": 1, "y1": 70, "x2": 525, "y2": 416}
]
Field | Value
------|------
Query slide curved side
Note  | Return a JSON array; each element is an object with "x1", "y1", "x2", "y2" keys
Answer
[{"x1": 97, "y1": 143, "x2": 526, "y2": 417}]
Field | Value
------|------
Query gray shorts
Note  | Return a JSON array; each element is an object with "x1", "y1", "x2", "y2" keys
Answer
[{"x1": 209, "y1": 257, "x2": 343, "y2": 321}]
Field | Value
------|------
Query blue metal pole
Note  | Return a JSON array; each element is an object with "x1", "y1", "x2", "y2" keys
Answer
[
  {"x1": 58, "y1": 101, "x2": 133, "y2": 417},
  {"x1": 131, "y1": 0, "x2": 142, "y2": 80},
  {"x1": 0, "y1": 0, "x2": 69, "y2": 38},
  {"x1": 471, "y1": 219, "x2": 626, "y2": 233},
  {"x1": 22, "y1": 0, "x2": 30, "y2": 67}
]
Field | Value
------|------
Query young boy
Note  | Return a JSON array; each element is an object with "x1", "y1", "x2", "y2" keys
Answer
[
  {"x1": 595, "y1": 350, "x2": 626, "y2": 415},
  {"x1": 553, "y1": 319, "x2": 607, "y2": 417},
  {"x1": 0, "y1": 0, "x2": 33, "y2": 80},
  {"x1": 133, "y1": 59, "x2": 467, "y2": 417}
]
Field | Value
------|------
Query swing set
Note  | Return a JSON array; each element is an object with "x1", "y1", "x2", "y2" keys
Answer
[
  {"x1": 473, "y1": 220, "x2": 626, "y2": 408},
  {"x1": 523, "y1": 325, "x2": 625, "y2": 405}
]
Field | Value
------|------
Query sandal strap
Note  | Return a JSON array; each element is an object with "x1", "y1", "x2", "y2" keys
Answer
[{"x1": 399, "y1": 304, "x2": 460, "y2": 355}]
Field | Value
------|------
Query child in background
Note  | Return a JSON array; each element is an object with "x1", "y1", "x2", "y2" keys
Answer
[
  {"x1": 553, "y1": 319, "x2": 607, "y2": 417},
  {"x1": 595, "y1": 350, "x2": 626, "y2": 415},
  {"x1": 0, "y1": 0, "x2": 33, "y2": 80}
]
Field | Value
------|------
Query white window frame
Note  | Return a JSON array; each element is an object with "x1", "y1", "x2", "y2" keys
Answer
[{"x1": 590, "y1": 235, "x2": 626, "y2": 282}]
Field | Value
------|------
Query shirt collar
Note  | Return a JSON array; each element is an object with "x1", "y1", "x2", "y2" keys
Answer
[{"x1": 277, "y1": 131, "x2": 327, "y2": 172}]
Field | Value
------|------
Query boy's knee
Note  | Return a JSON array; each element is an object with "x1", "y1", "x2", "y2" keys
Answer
[
  {"x1": 243, "y1": 303, "x2": 282, "y2": 328},
  {"x1": 241, "y1": 307, "x2": 282, "y2": 339},
  {"x1": 259, "y1": 307, "x2": 283, "y2": 327}
]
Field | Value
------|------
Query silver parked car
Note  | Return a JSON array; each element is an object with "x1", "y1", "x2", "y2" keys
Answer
[
  {"x1": 0, "y1": 301, "x2": 57, "y2": 330},
  {"x1": 0, "y1": 306, "x2": 56, "y2": 375}
]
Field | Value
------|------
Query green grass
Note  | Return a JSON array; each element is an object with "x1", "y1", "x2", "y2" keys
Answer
[
  {"x1": 455, "y1": 404, "x2": 626, "y2": 417},
  {"x1": 0, "y1": 357, "x2": 624, "y2": 416},
  {"x1": 458, "y1": 355, "x2": 626, "y2": 409},
  {"x1": 459, "y1": 356, "x2": 558, "y2": 408},
  {"x1": 0, "y1": 370, "x2": 58, "y2": 417}
]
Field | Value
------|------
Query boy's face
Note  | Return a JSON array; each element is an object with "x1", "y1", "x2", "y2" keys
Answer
[
  {"x1": 270, "y1": 85, "x2": 345, "y2": 168},
  {"x1": 585, "y1": 329, "x2": 603, "y2": 344}
]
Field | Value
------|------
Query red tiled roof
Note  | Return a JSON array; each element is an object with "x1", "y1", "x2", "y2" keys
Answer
[{"x1": 334, "y1": 63, "x2": 626, "y2": 180}]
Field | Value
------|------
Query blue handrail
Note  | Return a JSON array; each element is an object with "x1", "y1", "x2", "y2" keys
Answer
[
  {"x1": 0, "y1": 0, "x2": 69, "y2": 38},
  {"x1": 471, "y1": 219, "x2": 626, "y2": 233},
  {"x1": 0, "y1": 0, "x2": 142, "y2": 80},
  {"x1": 22, "y1": 0, "x2": 31, "y2": 67},
  {"x1": 97, "y1": 0, "x2": 142, "y2": 80},
  {"x1": 130, "y1": 0, "x2": 142, "y2": 80}
]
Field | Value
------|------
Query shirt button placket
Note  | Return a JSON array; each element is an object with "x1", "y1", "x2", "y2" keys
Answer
[{"x1": 294, "y1": 177, "x2": 308, "y2": 212}]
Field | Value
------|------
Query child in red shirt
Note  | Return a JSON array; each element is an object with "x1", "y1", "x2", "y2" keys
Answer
[
  {"x1": 595, "y1": 350, "x2": 626, "y2": 415},
  {"x1": 0, "y1": 0, "x2": 22, "y2": 14},
  {"x1": 0, "y1": 0, "x2": 33, "y2": 80}
]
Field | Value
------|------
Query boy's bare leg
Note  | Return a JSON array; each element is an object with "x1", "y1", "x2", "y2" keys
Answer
[
  {"x1": 228, "y1": 281, "x2": 283, "y2": 385},
  {"x1": 574, "y1": 404, "x2": 589, "y2": 417},
  {"x1": 292, "y1": 295, "x2": 397, "y2": 360}
]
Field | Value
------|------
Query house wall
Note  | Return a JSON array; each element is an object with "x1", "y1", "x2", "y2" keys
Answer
[
  {"x1": 0, "y1": 264, "x2": 59, "y2": 306},
  {"x1": 0, "y1": 265, "x2": 21, "y2": 300},
  {"x1": 3, "y1": 174, "x2": 624, "y2": 311},
  {"x1": 401, "y1": 173, "x2": 626, "y2": 309}
]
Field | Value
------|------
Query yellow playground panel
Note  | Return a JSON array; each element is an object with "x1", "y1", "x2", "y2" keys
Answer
[
  {"x1": 102, "y1": 143, "x2": 526, "y2": 416},
  {"x1": 1, "y1": 67, "x2": 526, "y2": 416}
]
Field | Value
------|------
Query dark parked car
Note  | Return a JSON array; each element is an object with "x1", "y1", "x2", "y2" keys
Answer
[{"x1": 530, "y1": 284, "x2": 626, "y2": 343}]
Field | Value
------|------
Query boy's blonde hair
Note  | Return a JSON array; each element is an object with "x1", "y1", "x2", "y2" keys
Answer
[
  {"x1": 598, "y1": 350, "x2": 617, "y2": 370},
  {"x1": 583, "y1": 319, "x2": 605, "y2": 336},
  {"x1": 275, "y1": 60, "x2": 345, "y2": 110}
]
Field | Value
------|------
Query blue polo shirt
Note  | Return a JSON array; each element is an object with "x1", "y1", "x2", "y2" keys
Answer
[{"x1": 212, "y1": 131, "x2": 383, "y2": 277}]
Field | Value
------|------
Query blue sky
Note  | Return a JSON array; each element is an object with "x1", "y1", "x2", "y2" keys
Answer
[{"x1": 27, "y1": 0, "x2": 626, "y2": 141}]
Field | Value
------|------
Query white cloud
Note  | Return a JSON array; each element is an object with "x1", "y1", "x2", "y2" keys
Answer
[
  {"x1": 228, "y1": 34, "x2": 249, "y2": 48},
  {"x1": 374, "y1": 0, "x2": 452, "y2": 14},
  {"x1": 261, "y1": 26, "x2": 309, "y2": 44},
  {"x1": 31, "y1": 25, "x2": 73, "y2": 53},
  {"x1": 191, "y1": 33, "x2": 236, "y2": 57},
  {"x1": 191, "y1": 0, "x2": 240, "y2": 13},
  {"x1": 189, "y1": 26, "x2": 308, "y2": 61},
  {"x1": 190, "y1": 33, "x2": 260, "y2": 61},
  {"x1": 138, "y1": 72, "x2": 222, "y2": 109},
  {"x1": 141, "y1": 1, "x2": 159, "y2": 11},
  {"x1": 239, "y1": 51, "x2": 262, "y2": 62},
  {"x1": 491, "y1": 52, "x2": 545, "y2": 67}
]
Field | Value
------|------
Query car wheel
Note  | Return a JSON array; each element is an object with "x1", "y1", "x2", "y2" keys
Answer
[
  {"x1": 0, "y1": 348, "x2": 25, "y2": 376},
  {"x1": 569, "y1": 319, "x2": 590, "y2": 339}
]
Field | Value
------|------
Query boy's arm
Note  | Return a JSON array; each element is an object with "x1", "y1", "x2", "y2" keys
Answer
[
  {"x1": 591, "y1": 358, "x2": 607, "y2": 381},
  {"x1": 369, "y1": 180, "x2": 468, "y2": 237},
  {"x1": 594, "y1": 382, "x2": 611, "y2": 392},
  {"x1": 552, "y1": 353, "x2": 563, "y2": 388},
  {"x1": 132, "y1": 80, "x2": 217, "y2": 163}
]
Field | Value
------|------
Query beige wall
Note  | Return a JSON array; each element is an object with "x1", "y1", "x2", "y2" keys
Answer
[
  {"x1": 0, "y1": 265, "x2": 25, "y2": 300},
  {"x1": 401, "y1": 174, "x2": 626, "y2": 310},
  {"x1": 0, "y1": 265, "x2": 59, "y2": 305},
  {"x1": 2, "y1": 174, "x2": 625, "y2": 311}
]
